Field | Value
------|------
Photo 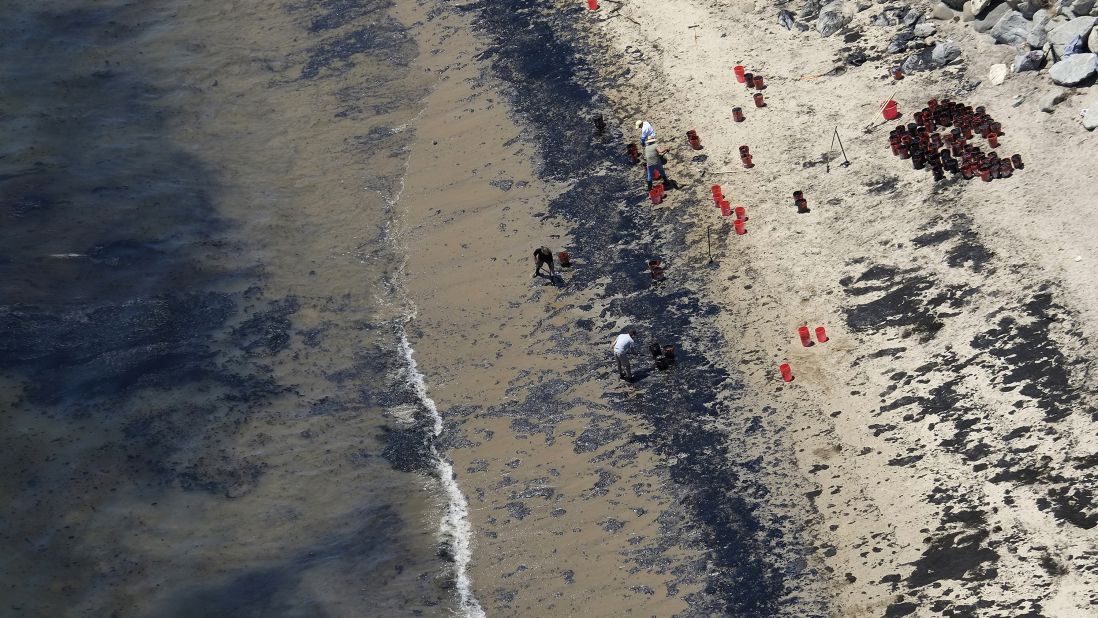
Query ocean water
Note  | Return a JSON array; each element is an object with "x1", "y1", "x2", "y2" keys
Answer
[{"x1": 0, "y1": 0, "x2": 478, "y2": 615}]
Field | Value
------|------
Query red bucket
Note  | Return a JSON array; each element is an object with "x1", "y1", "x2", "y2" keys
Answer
[
  {"x1": 779, "y1": 363, "x2": 793, "y2": 382},
  {"x1": 883, "y1": 100, "x2": 899, "y2": 120}
]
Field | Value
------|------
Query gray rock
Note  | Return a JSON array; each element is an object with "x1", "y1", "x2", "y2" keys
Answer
[
  {"x1": 801, "y1": 0, "x2": 823, "y2": 20},
  {"x1": 991, "y1": 10, "x2": 1032, "y2": 45},
  {"x1": 1066, "y1": 33, "x2": 1088, "y2": 54},
  {"x1": 942, "y1": 0, "x2": 966, "y2": 9},
  {"x1": 1019, "y1": 0, "x2": 1044, "y2": 17},
  {"x1": 817, "y1": 0, "x2": 851, "y2": 35},
  {"x1": 1048, "y1": 16, "x2": 1097, "y2": 55},
  {"x1": 779, "y1": 9, "x2": 797, "y2": 29},
  {"x1": 903, "y1": 7, "x2": 925, "y2": 25},
  {"x1": 1049, "y1": 52, "x2": 1098, "y2": 83},
  {"x1": 974, "y1": 3, "x2": 1012, "y2": 32},
  {"x1": 915, "y1": 22, "x2": 938, "y2": 36},
  {"x1": 1012, "y1": 94, "x2": 1026, "y2": 106},
  {"x1": 1014, "y1": 49, "x2": 1046, "y2": 70},
  {"x1": 871, "y1": 12, "x2": 892, "y2": 25},
  {"x1": 902, "y1": 39, "x2": 963, "y2": 72},
  {"x1": 1028, "y1": 29, "x2": 1049, "y2": 47},
  {"x1": 1072, "y1": 0, "x2": 1096, "y2": 16},
  {"x1": 1045, "y1": 14, "x2": 1069, "y2": 31},
  {"x1": 1090, "y1": 23, "x2": 1098, "y2": 49},
  {"x1": 888, "y1": 30, "x2": 918, "y2": 53},
  {"x1": 932, "y1": 2, "x2": 958, "y2": 19},
  {"x1": 971, "y1": 0, "x2": 1000, "y2": 15},
  {"x1": 1023, "y1": 14, "x2": 1049, "y2": 47},
  {"x1": 932, "y1": 39, "x2": 963, "y2": 64},
  {"x1": 1032, "y1": 8, "x2": 1053, "y2": 29},
  {"x1": 1082, "y1": 92, "x2": 1098, "y2": 129},
  {"x1": 856, "y1": 0, "x2": 873, "y2": 10},
  {"x1": 1039, "y1": 88, "x2": 1069, "y2": 111},
  {"x1": 1006, "y1": 0, "x2": 1044, "y2": 18},
  {"x1": 962, "y1": 1, "x2": 977, "y2": 20},
  {"x1": 989, "y1": 63, "x2": 1010, "y2": 83}
]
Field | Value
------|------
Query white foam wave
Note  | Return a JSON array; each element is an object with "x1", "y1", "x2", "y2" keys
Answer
[{"x1": 397, "y1": 317, "x2": 486, "y2": 618}]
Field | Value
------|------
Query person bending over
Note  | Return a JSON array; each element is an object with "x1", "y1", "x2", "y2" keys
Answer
[
  {"x1": 613, "y1": 329, "x2": 638, "y2": 380},
  {"x1": 644, "y1": 139, "x2": 672, "y2": 191},
  {"x1": 533, "y1": 246, "x2": 555, "y2": 278}
]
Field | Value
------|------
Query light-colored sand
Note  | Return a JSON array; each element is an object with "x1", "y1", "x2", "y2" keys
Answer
[{"x1": 571, "y1": 0, "x2": 1098, "y2": 614}]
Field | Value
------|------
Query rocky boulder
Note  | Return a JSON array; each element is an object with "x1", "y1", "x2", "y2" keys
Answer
[
  {"x1": 888, "y1": 30, "x2": 918, "y2": 53},
  {"x1": 932, "y1": 3, "x2": 958, "y2": 19},
  {"x1": 1090, "y1": 24, "x2": 1098, "y2": 50},
  {"x1": 915, "y1": 22, "x2": 938, "y2": 36},
  {"x1": 1070, "y1": 0, "x2": 1096, "y2": 17},
  {"x1": 974, "y1": 3, "x2": 1012, "y2": 32},
  {"x1": 1026, "y1": 9, "x2": 1053, "y2": 46},
  {"x1": 991, "y1": 10, "x2": 1032, "y2": 46},
  {"x1": 902, "y1": 39, "x2": 963, "y2": 72},
  {"x1": 1049, "y1": 16, "x2": 1097, "y2": 55},
  {"x1": 971, "y1": 0, "x2": 999, "y2": 15},
  {"x1": 817, "y1": 0, "x2": 852, "y2": 36},
  {"x1": 1005, "y1": 0, "x2": 1044, "y2": 18},
  {"x1": 1014, "y1": 49, "x2": 1046, "y2": 70},
  {"x1": 941, "y1": 0, "x2": 967, "y2": 10},
  {"x1": 1049, "y1": 52, "x2": 1098, "y2": 84},
  {"x1": 1082, "y1": 92, "x2": 1098, "y2": 130},
  {"x1": 1039, "y1": 88, "x2": 1068, "y2": 111}
]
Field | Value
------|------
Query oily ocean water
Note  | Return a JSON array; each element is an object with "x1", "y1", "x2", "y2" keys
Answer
[{"x1": 0, "y1": 0, "x2": 478, "y2": 615}]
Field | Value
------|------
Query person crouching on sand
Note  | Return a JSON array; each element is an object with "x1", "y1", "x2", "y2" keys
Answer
[
  {"x1": 644, "y1": 138, "x2": 673, "y2": 191},
  {"x1": 533, "y1": 246, "x2": 555, "y2": 279},
  {"x1": 613, "y1": 330, "x2": 638, "y2": 380}
]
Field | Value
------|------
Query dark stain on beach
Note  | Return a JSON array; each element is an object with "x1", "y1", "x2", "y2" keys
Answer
[
  {"x1": 840, "y1": 264, "x2": 970, "y2": 341},
  {"x1": 467, "y1": 0, "x2": 809, "y2": 613}
]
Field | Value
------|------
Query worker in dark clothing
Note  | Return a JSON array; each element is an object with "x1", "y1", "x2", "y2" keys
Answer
[
  {"x1": 644, "y1": 138, "x2": 673, "y2": 191},
  {"x1": 533, "y1": 246, "x2": 555, "y2": 278}
]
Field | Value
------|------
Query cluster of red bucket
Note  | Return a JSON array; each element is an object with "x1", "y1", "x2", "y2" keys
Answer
[
  {"x1": 732, "y1": 65, "x2": 766, "y2": 115},
  {"x1": 778, "y1": 326, "x2": 828, "y2": 382},
  {"x1": 710, "y1": 182, "x2": 808, "y2": 228},
  {"x1": 710, "y1": 184, "x2": 748, "y2": 234},
  {"x1": 886, "y1": 98, "x2": 1023, "y2": 182}
]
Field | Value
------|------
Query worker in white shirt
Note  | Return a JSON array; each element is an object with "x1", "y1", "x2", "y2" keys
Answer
[
  {"x1": 635, "y1": 120, "x2": 655, "y2": 146},
  {"x1": 612, "y1": 330, "x2": 639, "y2": 380}
]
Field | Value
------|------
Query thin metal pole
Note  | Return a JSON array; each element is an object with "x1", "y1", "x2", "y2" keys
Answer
[{"x1": 834, "y1": 128, "x2": 850, "y2": 165}]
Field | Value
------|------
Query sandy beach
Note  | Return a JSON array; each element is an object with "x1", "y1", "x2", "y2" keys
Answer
[
  {"x1": 398, "y1": 0, "x2": 1098, "y2": 615},
  {"x1": 3, "y1": 0, "x2": 1097, "y2": 615}
]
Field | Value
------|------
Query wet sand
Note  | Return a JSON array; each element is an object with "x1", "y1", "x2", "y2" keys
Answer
[{"x1": 392, "y1": 7, "x2": 698, "y2": 614}]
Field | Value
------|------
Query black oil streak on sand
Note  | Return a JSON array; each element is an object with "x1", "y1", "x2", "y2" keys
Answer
[{"x1": 462, "y1": 0, "x2": 821, "y2": 614}]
